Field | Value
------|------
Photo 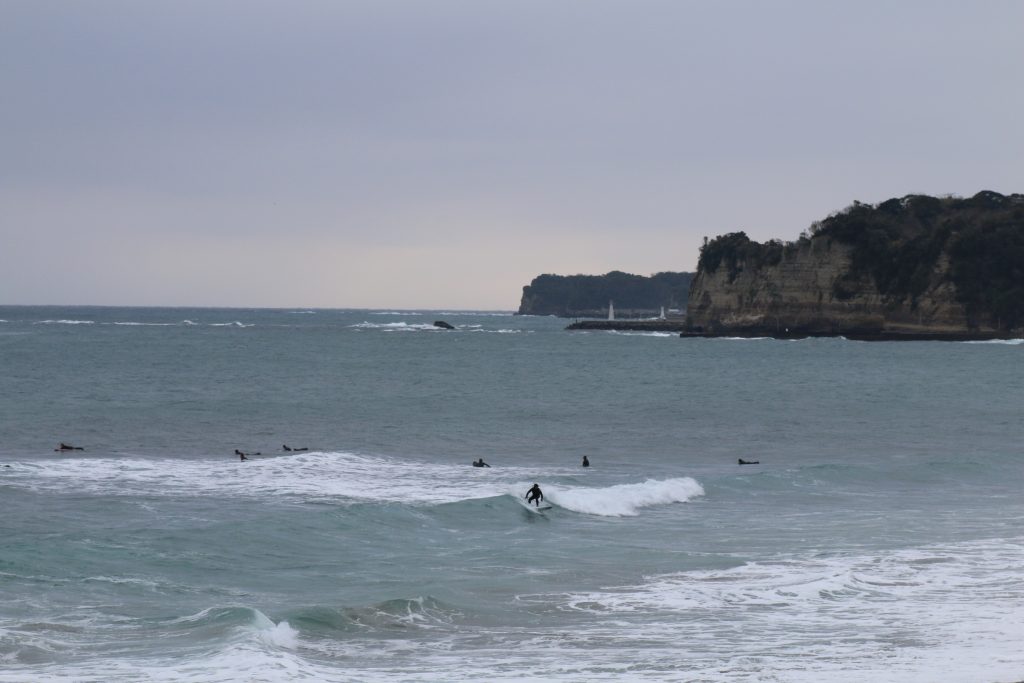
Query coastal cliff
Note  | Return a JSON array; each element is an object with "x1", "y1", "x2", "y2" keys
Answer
[{"x1": 686, "y1": 191, "x2": 1024, "y2": 339}]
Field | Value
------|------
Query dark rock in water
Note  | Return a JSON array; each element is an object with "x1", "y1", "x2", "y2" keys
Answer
[{"x1": 433, "y1": 321, "x2": 455, "y2": 330}]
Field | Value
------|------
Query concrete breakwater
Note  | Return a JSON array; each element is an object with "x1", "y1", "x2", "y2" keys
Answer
[{"x1": 565, "y1": 319, "x2": 687, "y2": 332}]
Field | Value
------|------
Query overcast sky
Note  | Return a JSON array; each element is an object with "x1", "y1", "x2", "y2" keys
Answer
[{"x1": 2, "y1": 1, "x2": 1022, "y2": 309}]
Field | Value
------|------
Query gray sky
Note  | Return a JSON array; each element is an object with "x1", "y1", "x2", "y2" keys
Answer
[{"x1": 3, "y1": 1, "x2": 1022, "y2": 309}]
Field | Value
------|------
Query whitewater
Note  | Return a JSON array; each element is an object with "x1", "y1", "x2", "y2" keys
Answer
[{"x1": 1, "y1": 305, "x2": 1023, "y2": 682}]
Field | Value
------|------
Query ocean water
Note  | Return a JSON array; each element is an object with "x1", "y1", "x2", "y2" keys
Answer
[{"x1": 1, "y1": 305, "x2": 1023, "y2": 682}]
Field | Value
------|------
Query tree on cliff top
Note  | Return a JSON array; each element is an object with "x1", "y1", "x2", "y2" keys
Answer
[
  {"x1": 698, "y1": 232, "x2": 784, "y2": 283},
  {"x1": 519, "y1": 271, "x2": 693, "y2": 316},
  {"x1": 815, "y1": 192, "x2": 1024, "y2": 327}
]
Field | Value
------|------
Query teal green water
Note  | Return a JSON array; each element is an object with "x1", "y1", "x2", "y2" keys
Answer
[{"x1": 1, "y1": 306, "x2": 1023, "y2": 682}]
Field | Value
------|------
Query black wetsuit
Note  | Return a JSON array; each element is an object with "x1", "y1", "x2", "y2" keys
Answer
[{"x1": 525, "y1": 485, "x2": 544, "y2": 506}]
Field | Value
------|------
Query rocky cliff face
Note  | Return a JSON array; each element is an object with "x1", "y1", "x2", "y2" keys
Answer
[
  {"x1": 685, "y1": 192, "x2": 1024, "y2": 339},
  {"x1": 686, "y1": 238, "x2": 974, "y2": 336}
]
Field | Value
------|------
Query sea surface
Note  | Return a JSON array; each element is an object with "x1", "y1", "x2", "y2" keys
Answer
[{"x1": 1, "y1": 305, "x2": 1022, "y2": 682}]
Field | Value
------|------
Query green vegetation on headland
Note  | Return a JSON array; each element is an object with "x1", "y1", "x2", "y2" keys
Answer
[
  {"x1": 689, "y1": 191, "x2": 1024, "y2": 338},
  {"x1": 518, "y1": 271, "x2": 693, "y2": 317}
]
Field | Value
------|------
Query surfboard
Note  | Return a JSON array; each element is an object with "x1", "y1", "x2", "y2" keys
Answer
[{"x1": 518, "y1": 498, "x2": 552, "y2": 513}]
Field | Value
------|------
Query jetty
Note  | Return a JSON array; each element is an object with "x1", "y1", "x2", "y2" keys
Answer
[{"x1": 566, "y1": 319, "x2": 687, "y2": 332}]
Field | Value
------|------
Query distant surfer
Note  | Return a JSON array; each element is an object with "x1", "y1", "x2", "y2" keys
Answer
[
  {"x1": 738, "y1": 458, "x2": 759, "y2": 465},
  {"x1": 55, "y1": 442, "x2": 84, "y2": 452},
  {"x1": 283, "y1": 445, "x2": 309, "y2": 452},
  {"x1": 525, "y1": 483, "x2": 544, "y2": 507},
  {"x1": 582, "y1": 456, "x2": 590, "y2": 467},
  {"x1": 472, "y1": 458, "x2": 490, "y2": 468},
  {"x1": 235, "y1": 449, "x2": 250, "y2": 461}
]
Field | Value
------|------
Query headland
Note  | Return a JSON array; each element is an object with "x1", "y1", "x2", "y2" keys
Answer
[{"x1": 562, "y1": 191, "x2": 1024, "y2": 341}]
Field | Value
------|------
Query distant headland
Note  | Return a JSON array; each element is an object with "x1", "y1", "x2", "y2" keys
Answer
[{"x1": 517, "y1": 271, "x2": 693, "y2": 318}]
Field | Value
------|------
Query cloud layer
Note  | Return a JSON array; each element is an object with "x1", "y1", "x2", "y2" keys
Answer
[{"x1": 3, "y1": 1, "x2": 1022, "y2": 308}]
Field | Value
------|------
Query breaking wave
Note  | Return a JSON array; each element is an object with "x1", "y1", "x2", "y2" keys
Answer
[{"x1": 528, "y1": 478, "x2": 705, "y2": 517}]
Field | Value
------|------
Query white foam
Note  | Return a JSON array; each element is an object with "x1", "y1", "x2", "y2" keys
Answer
[
  {"x1": 963, "y1": 338, "x2": 1024, "y2": 345},
  {"x1": 0, "y1": 612, "x2": 312, "y2": 683},
  {"x1": 34, "y1": 319, "x2": 94, "y2": 325},
  {"x1": 113, "y1": 321, "x2": 177, "y2": 326},
  {"x1": 350, "y1": 321, "x2": 440, "y2": 332},
  {"x1": 713, "y1": 336, "x2": 770, "y2": 341},
  {"x1": 4, "y1": 537, "x2": 1022, "y2": 683},
  {"x1": 254, "y1": 620, "x2": 299, "y2": 649},
  {"x1": 608, "y1": 331, "x2": 675, "y2": 338},
  {"x1": 81, "y1": 575, "x2": 161, "y2": 589},
  {"x1": 6, "y1": 452, "x2": 564, "y2": 506},
  {"x1": 208, "y1": 321, "x2": 254, "y2": 327},
  {"x1": 529, "y1": 538, "x2": 1024, "y2": 682},
  {"x1": 526, "y1": 478, "x2": 705, "y2": 516}
]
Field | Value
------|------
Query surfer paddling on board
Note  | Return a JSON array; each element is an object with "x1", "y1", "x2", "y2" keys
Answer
[{"x1": 525, "y1": 483, "x2": 544, "y2": 507}]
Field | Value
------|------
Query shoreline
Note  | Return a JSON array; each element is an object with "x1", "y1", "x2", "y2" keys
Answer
[
  {"x1": 679, "y1": 330, "x2": 1021, "y2": 342},
  {"x1": 566, "y1": 319, "x2": 1020, "y2": 342}
]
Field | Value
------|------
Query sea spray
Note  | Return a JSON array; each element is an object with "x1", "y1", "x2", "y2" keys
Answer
[
  {"x1": 255, "y1": 620, "x2": 299, "y2": 649},
  {"x1": 520, "y1": 478, "x2": 705, "y2": 516}
]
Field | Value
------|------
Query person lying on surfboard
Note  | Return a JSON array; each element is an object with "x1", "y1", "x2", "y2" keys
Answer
[{"x1": 525, "y1": 483, "x2": 544, "y2": 507}]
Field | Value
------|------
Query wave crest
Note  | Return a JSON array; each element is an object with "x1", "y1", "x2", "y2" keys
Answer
[
  {"x1": 537, "y1": 477, "x2": 704, "y2": 516},
  {"x1": 350, "y1": 321, "x2": 440, "y2": 331}
]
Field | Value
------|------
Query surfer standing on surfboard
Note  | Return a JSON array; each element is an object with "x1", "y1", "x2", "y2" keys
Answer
[{"x1": 525, "y1": 483, "x2": 544, "y2": 507}]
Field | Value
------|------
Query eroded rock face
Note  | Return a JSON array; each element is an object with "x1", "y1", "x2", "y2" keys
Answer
[
  {"x1": 686, "y1": 191, "x2": 1024, "y2": 339},
  {"x1": 686, "y1": 237, "x2": 983, "y2": 338}
]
